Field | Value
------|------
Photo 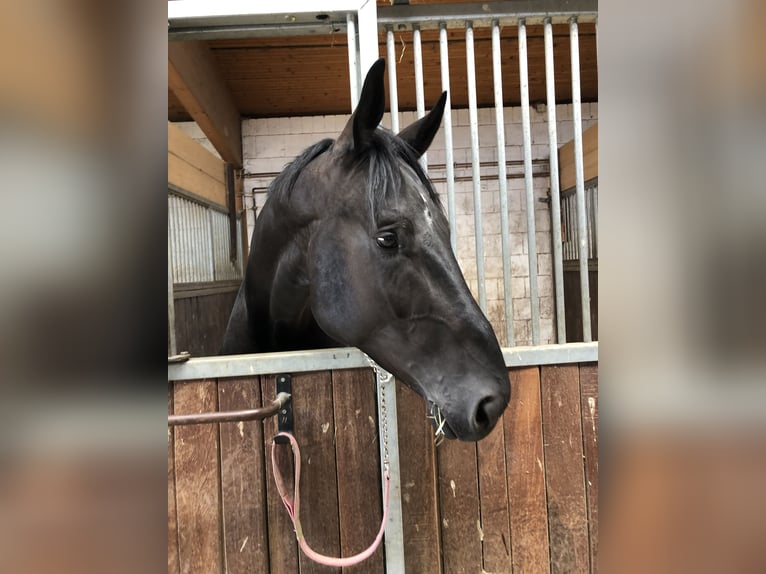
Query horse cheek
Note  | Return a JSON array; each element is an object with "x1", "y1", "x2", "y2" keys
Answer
[{"x1": 308, "y1": 228, "x2": 377, "y2": 345}]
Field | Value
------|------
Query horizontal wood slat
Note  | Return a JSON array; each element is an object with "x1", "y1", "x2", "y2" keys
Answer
[
  {"x1": 559, "y1": 121, "x2": 598, "y2": 191},
  {"x1": 168, "y1": 122, "x2": 227, "y2": 208}
]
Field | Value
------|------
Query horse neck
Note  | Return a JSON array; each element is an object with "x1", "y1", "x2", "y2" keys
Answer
[{"x1": 246, "y1": 200, "x2": 328, "y2": 350}]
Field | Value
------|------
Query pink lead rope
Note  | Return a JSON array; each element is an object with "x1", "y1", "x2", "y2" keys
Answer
[{"x1": 271, "y1": 432, "x2": 391, "y2": 568}]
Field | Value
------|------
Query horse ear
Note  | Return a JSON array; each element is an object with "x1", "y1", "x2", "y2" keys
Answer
[
  {"x1": 337, "y1": 58, "x2": 386, "y2": 152},
  {"x1": 397, "y1": 91, "x2": 447, "y2": 158}
]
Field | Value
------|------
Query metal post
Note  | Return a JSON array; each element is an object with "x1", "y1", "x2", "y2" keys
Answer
[
  {"x1": 439, "y1": 22, "x2": 457, "y2": 254},
  {"x1": 413, "y1": 25, "x2": 427, "y2": 169},
  {"x1": 376, "y1": 369, "x2": 404, "y2": 573},
  {"x1": 356, "y1": 0, "x2": 379, "y2": 78},
  {"x1": 207, "y1": 207, "x2": 216, "y2": 281},
  {"x1": 168, "y1": 202, "x2": 177, "y2": 356},
  {"x1": 491, "y1": 20, "x2": 514, "y2": 346},
  {"x1": 544, "y1": 17, "x2": 566, "y2": 343},
  {"x1": 466, "y1": 22, "x2": 486, "y2": 312},
  {"x1": 386, "y1": 27, "x2": 400, "y2": 134},
  {"x1": 518, "y1": 18, "x2": 540, "y2": 344},
  {"x1": 346, "y1": 13, "x2": 359, "y2": 109},
  {"x1": 570, "y1": 17, "x2": 592, "y2": 342}
]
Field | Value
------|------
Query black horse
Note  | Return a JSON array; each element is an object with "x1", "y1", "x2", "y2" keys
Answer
[{"x1": 222, "y1": 59, "x2": 509, "y2": 441}]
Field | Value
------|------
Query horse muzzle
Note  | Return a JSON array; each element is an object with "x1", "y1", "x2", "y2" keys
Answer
[{"x1": 428, "y1": 381, "x2": 509, "y2": 442}]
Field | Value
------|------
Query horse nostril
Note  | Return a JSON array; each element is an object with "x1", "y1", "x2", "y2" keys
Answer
[{"x1": 473, "y1": 395, "x2": 500, "y2": 432}]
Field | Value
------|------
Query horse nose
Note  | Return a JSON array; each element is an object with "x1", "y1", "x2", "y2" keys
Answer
[{"x1": 469, "y1": 393, "x2": 507, "y2": 438}]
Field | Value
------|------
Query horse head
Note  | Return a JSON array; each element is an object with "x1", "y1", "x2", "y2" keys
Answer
[{"x1": 225, "y1": 58, "x2": 510, "y2": 441}]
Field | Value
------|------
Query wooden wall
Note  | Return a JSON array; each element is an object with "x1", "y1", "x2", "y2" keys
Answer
[
  {"x1": 172, "y1": 288, "x2": 238, "y2": 356},
  {"x1": 168, "y1": 362, "x2": 598, "y2": 573},
  {"x1": 558, "y1": 122, "x2": 598, "y2": 192}
]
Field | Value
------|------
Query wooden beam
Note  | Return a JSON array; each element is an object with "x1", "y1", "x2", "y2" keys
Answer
[
  {"x1": 558, "y1": 121, "x2": 598, "y2": 191},
  {"x1": 168, "y1": 122, "x2": 227, "y2": 208},
  {"x1": 169, "y1": 41, "x2": 242, "y2": 168}
]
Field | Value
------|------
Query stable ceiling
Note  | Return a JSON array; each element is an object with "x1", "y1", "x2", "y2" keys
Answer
[{"x1": 168, "y1": 3, "x2": 597, "y2": 122}]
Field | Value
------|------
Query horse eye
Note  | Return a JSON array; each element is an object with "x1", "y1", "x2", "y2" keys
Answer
[{"x1": 375, "y1": 231, "x2": 398, "y2": 250}]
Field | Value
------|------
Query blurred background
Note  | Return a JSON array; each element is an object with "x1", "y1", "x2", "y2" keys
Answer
[{"x1": 0, "y1": 0, "x2": 764, "y2": 572}]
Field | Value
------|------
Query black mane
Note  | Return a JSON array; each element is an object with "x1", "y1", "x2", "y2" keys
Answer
[
  {"x1": 268, "y1": 138, "x2": 334, "y2": 201},
  {"x1": 363, "y1": 128, "x2": 443, "y2": 215},
  {"x1": 268, "y1": 129, "x2": 442, "y2": 220}
]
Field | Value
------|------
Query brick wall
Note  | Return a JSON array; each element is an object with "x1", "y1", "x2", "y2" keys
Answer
[{"x1": 176, "y1": 102, "x2": 597, "y2": 346}]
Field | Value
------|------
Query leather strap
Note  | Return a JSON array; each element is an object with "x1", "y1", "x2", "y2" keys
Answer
[{"x1": 271, "y1": 432, "x2": 390, "y2": 567}]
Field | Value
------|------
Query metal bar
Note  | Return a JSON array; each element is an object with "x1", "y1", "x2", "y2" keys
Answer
[
  {"x1": 376, "y1": 1, "x2": 598, "y2": 28},
  {"x1": 439, "y1": 23, "x2": 457, "y2": 254},
  {"x1": 376, "y1": 370, "x2": 405, "y2": 574},
  {"x1": 169, "y1": 23, "x2": 349, "y2": 42},
  {"x1": 182, "y1": 197, "x2": 191, "y2": 283},
  {"x1": 356, "y1": 0, "x2": 379, "y2": 83},
  {"x1": 386, "y1": 27, "x2": 400, "y2": 134},
  {"x1": 465, "y1": 22, "x2": 486, "y2": 312},
  {"x1": 346, "y1": 13, "x2": 359, "y2": 109},
  {"x1": 207, "y1": 208, "x2": 216, "y2": 281},
  {"x1": 168, "y1": 0, "x2": 365, "y2": 22},
  {"x1": 519, "y1": 18, "x2": 540, "y2": 345},
  {"x1": 413, "y1": 25, "x2": 427, "y2": 169},
  {"x1": 168, "y1": 392, "x2": 291, "y2": 426},
  {"x1": 570, "y1": 17, "x2": 592, "y2": 342},
  {"x1": 544, "y1": 17, "x2": 566, "y2": 343},
  {"x1": 491, "y1": 20, "x2": 514, "y2": 347},
  {"x1": 169, "y1": 183, "x2": 229, "y2": 214},
  {"x1": 519, "y1": 20, "x2": 540, "y2": 345},
  {"x1": 502, "y1": 341, "x2": 597, "y2": 367},
  {"x1": 168, "y1": 343, "x2": 598, "y2": 381},
  {"x1": 168, "y1": 213, "x2": 177, "y2": 356}
]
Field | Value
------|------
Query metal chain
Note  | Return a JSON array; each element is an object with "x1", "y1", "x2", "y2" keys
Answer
[{"x1": 365, "y1": 354, "x2": 392, "y2": 471}]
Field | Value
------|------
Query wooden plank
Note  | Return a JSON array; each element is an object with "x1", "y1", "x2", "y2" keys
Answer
[
  {"x1": 168, "y1": 383, "x2": 180, "y2": 574},
  {"x1": 332, "y1": 368, "x2": 385, "y2": 574},
  {"x1": 168, "y1": 151, "x2": 227, "y2": 209},
  {"x1": 558, "y1": 122, "x2": 598, "y2": 191},
  {"x1": 218, "y1": 377, "x2": 270, "y2": 573},
  {"x1": 173, "y1": 379, "x2": 223, "y2": 574},
  {"x1": 261, "y1": 376, "x2": 300, "y2": 573},
  {"x1": 541, "y1": 365, "x2": 590, "y2": 573},
  {"x1": 168, "y1": 121, "x2": 226, "y2": 184},
  {"x1": 168, "y1": 41, "x2": 243, "y2": 167},
  {"x1": 476, "y1": 421, "x2": 512, "y2": 573},
  {"x1": 505, "y1": 367, "x2": 551, "y2": 573},
  {"x1": 396, "y1": 383, "x2": 442, "y2": 574},
  {"x1": 292, "y1": 371, "x2": 341, "y2": 574},
  {"x1": 579, "y1": 364, "x2": 599, "y2": 570},
  {"x1": 437, "y1": 438, "x2": 482, "y2": 572}
]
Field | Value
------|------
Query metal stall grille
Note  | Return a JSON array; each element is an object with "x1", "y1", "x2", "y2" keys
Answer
[
  {"x1": 168, "y1": 190, "x2": 243, "y2": 285},
  {"x1": 562, "y1": 180, "x2": 598, "y2": 262},
  {"x1": 379, "y1": 3, "x2": 598, "y2": 345}
]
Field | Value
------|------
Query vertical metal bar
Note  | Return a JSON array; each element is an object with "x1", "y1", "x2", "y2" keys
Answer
[
  {"x1": 346, "y1": 13, "x2": 359, "y2": 109},
  {"x1": 593, "y1": 185, "x2": 598, "y2": 259},
  {"x1": 465, "y1": 22, "x2": 486, "y2": 312},
  {"x1": 168, "y1": 195, "x2": 177, "y2": 283},
  {"x1": 356, "y1": 0, "x2": 379, "y2": 77},
  {"x1": 519, "y1": 18, "x2": 540, "y2": 345},
  {"x1": 491, "y1": 20, "x2": 514, "y2": 346},
  {"x1": 570, "y1": 17, "x2": 592, "y2": 342},
  {"x1": 194, "y1": 203, "x2": 203, "y2": 282},
  {"x1": 181, "y1": 198, "x2": 190, "y2": 283},
  {"x1": 168, "y1": 222, "x2": 177, "y2": 356},
  {"x1": 208, "y1": 208, "x2": 216, "y2": 281},
  {"x1": 544, "y1": 17, "x2": 566, "y2": 343},
  {"x1": 439, "y1": 22, "x2": 457, "y2": 254},
  {"x1": 386, "y1": 27, "x2": 400, "y2": 134},
  {"x1": 413, "y1": 25, "x2": 427, "y2": 169},
  {"x1": 376, "y1": 370, "x2": 405, "y2": 574}
]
